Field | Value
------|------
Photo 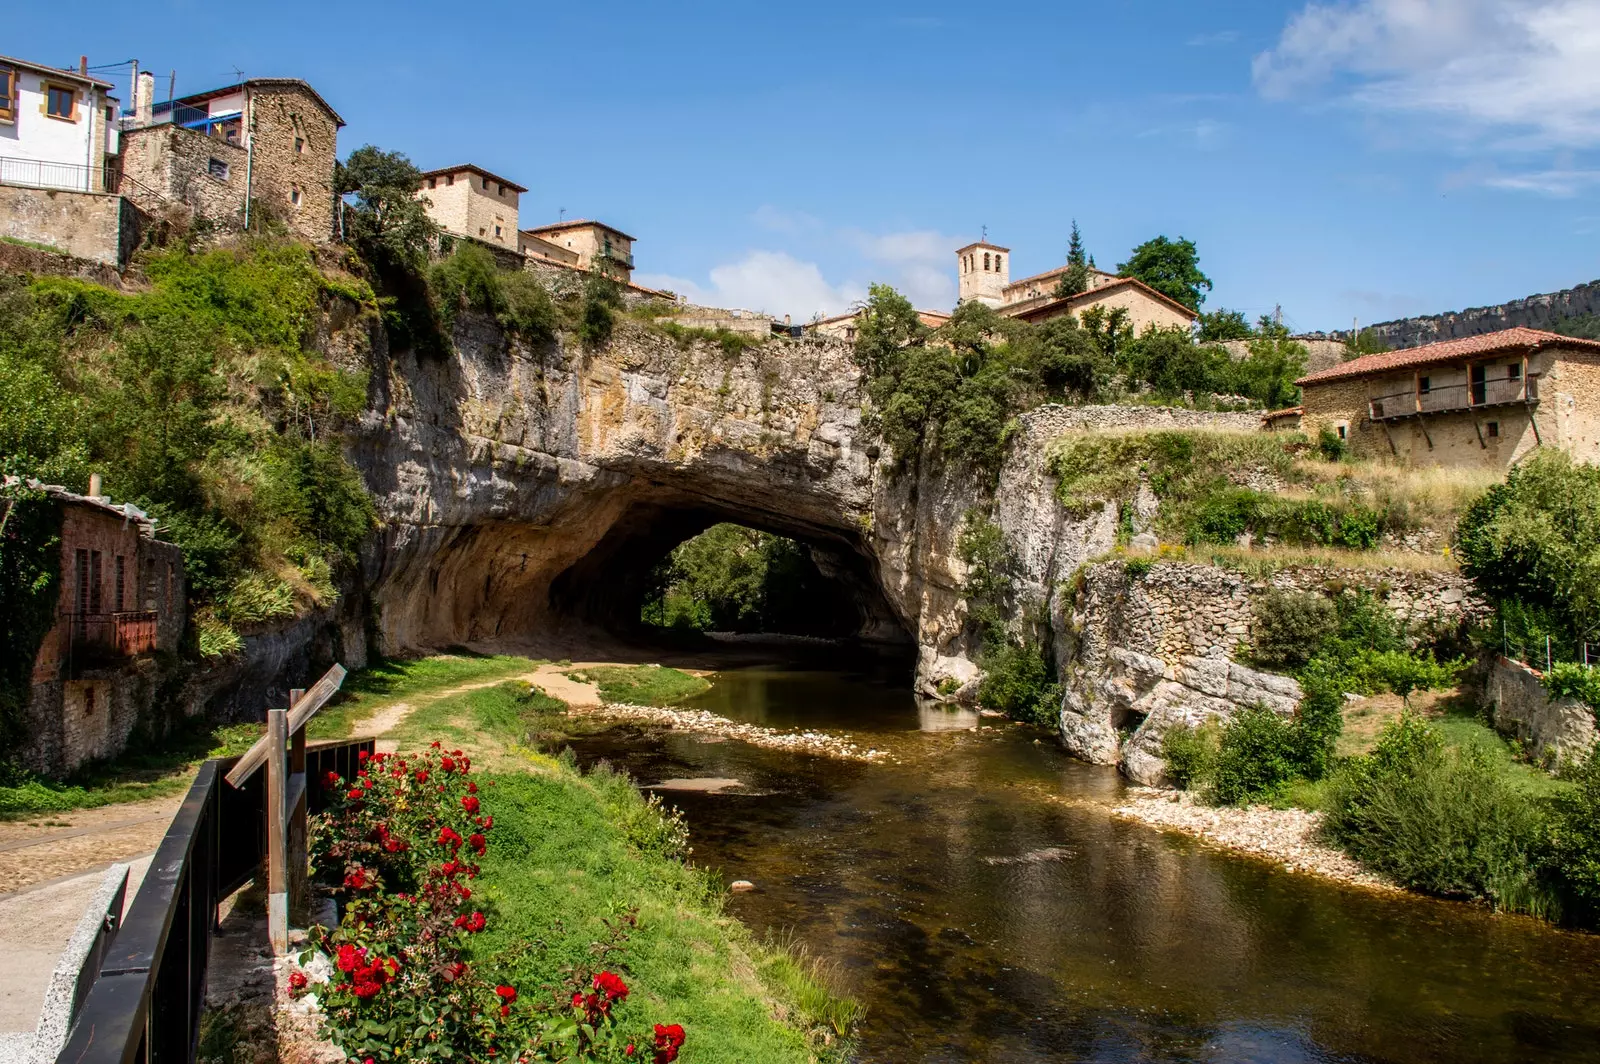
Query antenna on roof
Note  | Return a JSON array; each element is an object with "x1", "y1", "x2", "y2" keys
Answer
[
  {"x1": 231, "y1": 66, "x2": 245, "y2": 84},
  {"x1": 559, "y1": 207, "x2": 566, "y2": 221}
]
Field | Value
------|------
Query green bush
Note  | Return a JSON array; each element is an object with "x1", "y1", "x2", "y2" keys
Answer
[
  {"x1": 1206, "y1": 705, "x2": 1302, "y2": 805},
  {"x1": 429, "y1": 244, "x2": 504, "y2": 327},
  {"x1": 1545, "y1": 752, "x2": 1600, "y2": 920},
  {"x1": 975, "y1": 639, "x2": 1061, "y2": 727},
  {"x1": 1250, "y1": 589, "x2": 1337, "y2": 669},
  {"x1": 1316, "y1": 426, "x2": 1348, "y2": 462},
  {"x1": 577, "y1": 273, "x2": 621, "y2": 346},
  {"x1": 1322, "y1": 715, "x2": 1555, "y2": 915},
  {"x1": 1161, "y1": 721, "x2": 1219, "y2": 789},
  {"x1": 1543, "y1": 662, "x2": 1600, "y2": 715},
  {"x1": 0, "y1": 486, "x2": 61, "y2": 745}
]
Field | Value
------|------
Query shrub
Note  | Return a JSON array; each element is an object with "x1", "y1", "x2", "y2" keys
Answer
[
  {"x1": 1206, "y1": 705, "x2": 1301, "y2": 805},
  {"x1": 429, "y1": 244, "x2": 504, "y2": 327},
  {"x1": 975, "y1": 639, "x2": 1061, "y2": 727},
  {"x1": 1161, "y1": 721, "x2": 1219, "y2": 789},
  {"x1": 1316, "y1": 426, "x2": 1348, "y2": 462},
  {"x1": 1545, "y1": 752, "x2": 1600, "y2": 920},
  {"x1": 498, "y1": 271, "x2": 558, "y2": 341},
  {"x1": 1322, "y1": 715, "x2": 1554, "y2": 915},
  {"x1": 577, "y1": 273, "x2": 622, "y2": 346},
  {"x1": 1543, "y1": 662, "x2": 1600, "y2": 715},
  {"x1": 0, "y1": 486, "x2": 61, "y2": 745},
  {"x1": 1251, "y1": 589, "x2": 1337, "y2": 669}
]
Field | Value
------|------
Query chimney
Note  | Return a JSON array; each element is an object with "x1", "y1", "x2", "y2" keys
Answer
[
  {"x1": 136, "y1": 71, "x2": 154, "y2": 125},
  {"x1": 88, "y1": 472, "x2": 104, "y2": 498},
  {"x1": 79, "y1": 56, "x2": 88, "y2": 77}
]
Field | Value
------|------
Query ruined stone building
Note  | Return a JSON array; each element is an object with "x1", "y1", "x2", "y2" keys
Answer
[
  {"x1": 19, "y1": 481, "x2": 187, "y2": 776},
  {"x1": 119, "y1": 74, "x2": 345, "y2": 244},
  {"x1": 956, "y1": 238, "x2": 1197, "y2": 334},
  {"x1": 1296, "y1": 327, "x2": 1600, "y2": 468}
]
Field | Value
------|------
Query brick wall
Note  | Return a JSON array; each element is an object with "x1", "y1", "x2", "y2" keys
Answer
[{"x1": 0, "y1": 185, "x2": 136, "y2": 266}]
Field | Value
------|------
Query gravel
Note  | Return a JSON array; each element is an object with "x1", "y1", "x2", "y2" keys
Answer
[{"x1": 583, "y1": 703, "x2": 891, "y2": 762}]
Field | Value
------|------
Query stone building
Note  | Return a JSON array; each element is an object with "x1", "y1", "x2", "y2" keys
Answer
[
  {"x1": 520, "y1": 219, "x2": 637, "y2": 284},
  {"x1": 119, "y1": 75, "x2": 344, "y2": 243},
  {"x1": 954, "y1": 237, "x2": 1197, "y2": 334},
  {"x1": 807, "y1": 308, "x2": 950, "y2": 341},
  {"x1": 1296, "y1": 327, "x2": 1600, "y2": 468},
  {"x1": 418, "y1": 164, "x2": 526, "y2": 249},
  {"x1": 18, "y1": 480, "x2": 187, "y2": 776}
]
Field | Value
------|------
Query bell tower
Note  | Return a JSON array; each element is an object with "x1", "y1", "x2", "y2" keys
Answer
[{"x1": 955, "y1": 237, "x2": 1010, "y2": 307}]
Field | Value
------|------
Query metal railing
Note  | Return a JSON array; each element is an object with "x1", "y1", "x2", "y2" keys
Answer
[
  {"x1": 64, "y1": 612, "x2": 161, "y2": 672},
  {"x1": 118, "y1": 103, "x2": 215, "y2": 134},
  {"x1": 0, "y1": 155, "x2": 117, "y2": 193},
  {"x1": 1369, "y1": 373, "x2": 1538, "y2": 421},
  {"x1": 55, "y1": 731, "x2": 372, "y2": 1064}
]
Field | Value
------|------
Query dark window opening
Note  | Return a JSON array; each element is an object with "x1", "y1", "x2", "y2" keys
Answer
[
  {"x1": 0, "y1": 65, "x2": 15, "y2": 121},
  {"x1": 75, "y1": 549, "x2": 89, "y2": 615},
  {"x1": 295, "y1": 136, "x2": 305, "y2": 154},
  {"x1": 208, "y1": 157, "x2": 230, "y2": 181},
  {"x1": 85, "y1": 686, "x2": 95, "y2": 715},
  {"x1": 115, "y1": 555, "x2": 125, "y2": 612},
  {"x1": 1487, "y1": 421, "x2": 1500, "y2": 438},
  {"x1": 984, "y1": 252, "x2": 990, "y2": 271},
  {"x1": 1337, "y1": 424, "x2": 1348, "y2": 440},
  {"x1": 1418, "y1": 376, "x2": 1430, "y2": 394},
  {"x1": 1508, "y1": 363, "x2": 1522, "y2": 380},
  {"x1": 45, "y1": 84, "x2": 75, "y2": 120},
  {"x1": 995, "y1": 254, "x2": 1002, "y2": 272},
  {"x1": 89, "y1": 551, "x2": 103, "y2": 614}
]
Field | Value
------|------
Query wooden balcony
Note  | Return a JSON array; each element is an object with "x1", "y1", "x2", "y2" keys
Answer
[
  {"x1": 64, "y1": 611, "x2": 160, "y2": 674},
  {"x1": 1368, "y1": 372, "x2": 1538, "y2": 422}
]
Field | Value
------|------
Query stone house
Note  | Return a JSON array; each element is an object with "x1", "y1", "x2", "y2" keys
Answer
[
  {"x1": 0, "y1": 54, "x2": 141, "y2": 265},
  {"x1": 18, "y1": 480, "x2": 187, "y2": 777},
  {"x1": 1296, "y1": 327, "x2": 1600, "y2": 467},
  {"x1": 119, "y1": 75, "x2": 344, "y2": 243},
  {"x1": 418, "y1": 164, "x2": 527, "y2": 250},
  {"x1": 521, "y1": 219, "x2": 637, "y2": 284},
  {"x1": 954, "y1": 237, "x2": 1197, "y2": 334}
]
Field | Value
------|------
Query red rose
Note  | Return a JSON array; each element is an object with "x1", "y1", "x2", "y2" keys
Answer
[
  {"x1": 571, "y1": 992, "x2": 584, "y2": 1009},
  {"x1": 415, "y1": 770, "x2": 429, "y2": 784},
  {"x1": 593, "y1": 971, "x2": 629, "y2": 1002},
  {"x1": 288, "y1": 971, "x2": 308, "y2": 993},
  {"x1": 653, "y1": 1023, "x2": 685, "y2": 1064},
  {"x1": 468, "y1": 833, "x2": 487, "y2": 854},
  {"x1": 626, "y1": 1046, "x2": 636, "y2": 1057},
  {"x1": 467, "y1": 781, "x2": 478, "y2": 794},
  {"x1": 346, "y1": 788, "x2": 364, "y2": 801},
  {"x1": 336, "y1": 944, "x2": 363, "y2": 973},
  {"x1": 462, "y1": 795, "x2": 480, "y2": 814},
  {"x1": 430, "y1": 741, "x2": 441, "y2": 748},
  {"x1": 437, "y1": 826, "x2": 463, "y2": 851},
  {"x1": 495, "y1": 985, "x2": 517, "y2": 1002},
  {"x1": 358, "y1": 750, "x2": 370, "y2": 762},
  {"x1": 323, "y1": 770, "x2": 340, "y2": 789},
  {"x1": 441, "y1": 757, "x2": 456, "y2": 773}
]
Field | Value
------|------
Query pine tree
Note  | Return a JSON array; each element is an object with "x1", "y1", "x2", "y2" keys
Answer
[{"x1": 1056, "y1": 220, "x2": 1091, "y2": 298}]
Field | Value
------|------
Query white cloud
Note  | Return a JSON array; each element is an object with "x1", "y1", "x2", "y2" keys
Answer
[
  {"x1": 636, "y1": 251, "x2": 865, "y2": 320},
  {"x1": 1253, "y1": 0, "x2": 1600, "y2": 147},
  {"x1": 1481, "y1": 168, "x2": 1600, "y2": 196}
]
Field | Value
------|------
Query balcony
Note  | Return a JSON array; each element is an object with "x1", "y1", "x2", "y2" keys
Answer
[
  {"x1": 64, "y1": 611, "x2": 160, "y2": 674},
  {"x1": 0, "y1": 155, "x2": 117, "y2": 194},
  {"x1": 1368, "y1": 372, "x2": 1538, "y2": 422}
]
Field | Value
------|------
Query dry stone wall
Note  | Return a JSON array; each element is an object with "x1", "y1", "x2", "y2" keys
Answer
[{"x1": 1484, "y1": 656, "x2": 1597, "y2": 767}]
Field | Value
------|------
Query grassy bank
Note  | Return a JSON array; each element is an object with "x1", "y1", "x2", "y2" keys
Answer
[
  {"x1": 312, "y1": 678, "x2": 856, "y2": 1061},
  {"x1": 306, "y1": 652, "x2": 539, "y2": 739},
  {"x1": 569, "y1": 664, "x2": 711, "y2": 706}
]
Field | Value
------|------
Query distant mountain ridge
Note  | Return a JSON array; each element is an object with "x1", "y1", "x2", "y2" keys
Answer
[{"x1": 1308, "y1": 279, "x2": 1600, "y2": 351}]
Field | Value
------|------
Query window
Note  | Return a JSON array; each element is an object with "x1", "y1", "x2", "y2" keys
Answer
[
  {"x1": 115, "y1": 556, "x2": 125, "y2": 613},
  {"x1": 984, "y1": 252, "x2": 990, "y2": 271},
  {"x1": 85, "y1": 686, "x2": 96, "y2": 716},
  {"x1": 1508, "y1": 363, "x2": 1522, "y2": 380},
  {"x1": 89, "y1": 551, "x2": 103, "y2": 614},
  {"x1": 291, "y1": 184, "x2": 302, "y2": 206},
  {"x1": 1487, "y1": 421, "x2": 1500, "y2": 438},
  {"x1": 995, "y1": 255, "x2": 1002, "y2": 272},
  {"x1": 75, "y1": 550, "x2": 89, "y2": 615},
  {"x1": 1336, "y1": 424, "x2": 1348, "y2": 441},
  {"x1": 208, "y1": 157, "x2": 230, "y2": 181},
  {"x1": 0, "y1": 64, "x2": 14, "y2": 123},
  {"x1": 446, "y1": 174, "x2": 454, "y2": 185},
  {"x1": 1418, "y1": 376, "x2": 1431, "y2": 394},
  {"x1": 494, "y1": 225, "x2": 502, "y2": 238},
  {"x1": 45, "y1": 83, "x2": 77, "y2": 121},
  {"x1": 295, "y1": 136, "x2": 305, "y2": 154}
]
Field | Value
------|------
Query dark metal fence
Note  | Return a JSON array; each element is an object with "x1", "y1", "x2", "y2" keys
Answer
[
  {"x1": 56, "y1": 737, "x2": 372, "y2": 1064},
  {"x1": 0, "y1": 155, "x2": 118, "y2": 193}
]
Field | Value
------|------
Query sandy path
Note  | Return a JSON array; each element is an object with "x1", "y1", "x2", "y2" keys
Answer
[{"x1": 364, "y1": 665, "x2": 599, "y2": 752}]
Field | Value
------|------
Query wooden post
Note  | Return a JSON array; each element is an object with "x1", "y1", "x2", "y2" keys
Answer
[
  {"x1": 266, "y1": 706, "x2": 288, "y2": 954},
  {"x1": 287, "y1": 688, "x2": 309, "y2": 925}
]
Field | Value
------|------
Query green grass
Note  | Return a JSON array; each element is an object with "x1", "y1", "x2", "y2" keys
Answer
[
  {"x1": 569, "y1": 664, "x2": 711, "y2": 706},
  {"x1": 0, "y1": 235, "x2": 67, "y2": 255},
  {"x1": 1428, "y1": 714, "x2": 1570, "y2": 800},
  {"x1": 0, "y1": 720, "x2": 260, "y2": 820},
  {"x1": 306, "y1": 653, "x2": 540, "y2": 740},
  {"x1": 369, "y1": 680, "x2": 857, "y2": 1060}
]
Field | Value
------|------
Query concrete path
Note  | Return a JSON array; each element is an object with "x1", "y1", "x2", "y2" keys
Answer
[{"x1": 0, "y1": 857, "x2": 152, "y2": 1034}]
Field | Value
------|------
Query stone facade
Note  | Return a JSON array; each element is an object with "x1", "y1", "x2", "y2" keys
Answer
[
  {"x1": 956, "y1": 240, "x2": 1009, "y2": 305},
  {"x1": 520, "y1": 220, "x2": 636, "y2": 284},
  {"x1": 1054, "y1": 560, "x2": 1485, "y2": 783},
  {"x1": 420, "y1": 166, "x2": 524, "y2": 249},
  {"x1": 1484, "y1": 656, "x2": 1597, "y2": 767},
  {"x1": 20, "y1": 486, "x2": 187, "y2": 776},
  {"x1": 0, "y1": 184, "x2": 143, "y2": 266},
  {"x1": 119, "y1": 124, "x2": 248, "y2": 227},
  {"x1": 244, "y1": 83, "x2": 342, "y2": 244},
  {"x1": 1011, "y1": 277, "x2": 1196, "y2": 335}
]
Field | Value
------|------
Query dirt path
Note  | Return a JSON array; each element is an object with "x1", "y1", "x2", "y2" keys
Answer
[
  {"x1": 364, "y1": 666, "x2": 599, "y2": 752},
  {"x1": 0, "y1": 794, "x2": 183, "y2": 896}
]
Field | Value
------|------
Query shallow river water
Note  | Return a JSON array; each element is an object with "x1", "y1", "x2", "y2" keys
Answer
[{"x1": 566, "y1": 662, "x2": 1600, "y2": 1063}]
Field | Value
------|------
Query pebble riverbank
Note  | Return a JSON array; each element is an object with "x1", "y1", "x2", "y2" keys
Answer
[
  {"x1": 580, "y1": 702, "x2": 892, "y2": 763},
  {"x1": 1112, "y1": 787, "x2": 1396, "y2": 891}
]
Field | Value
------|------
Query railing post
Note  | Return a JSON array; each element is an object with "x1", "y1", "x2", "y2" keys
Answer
[
  {"x1": 287, "y1": 689, "x2": 310, "y2": 925},
  {"x1": 266, "y1": 707, "x2": 288, "y2": 954}
]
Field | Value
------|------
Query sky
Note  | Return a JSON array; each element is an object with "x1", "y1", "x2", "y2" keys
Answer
[{"x1": 15, "y1": 0, "x2": 1600, "y2": 332}]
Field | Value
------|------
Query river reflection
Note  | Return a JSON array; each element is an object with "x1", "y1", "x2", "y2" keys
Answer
[{"x1": 564, "y1": 665, "x2": 1600, "y2": 1063}]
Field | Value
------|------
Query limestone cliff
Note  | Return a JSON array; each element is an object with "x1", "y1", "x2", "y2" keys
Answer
[{"x1": 1311, "y1": 279, "x2": 1600, "y2": 350}]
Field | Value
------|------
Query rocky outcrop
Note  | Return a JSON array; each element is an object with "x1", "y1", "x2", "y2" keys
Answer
[{"x1": 1307, "y1": 279, "x2": 1600, "y2": 351}]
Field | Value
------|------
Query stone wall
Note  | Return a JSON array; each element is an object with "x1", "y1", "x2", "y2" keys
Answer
[
  {"x1": 120, "y1": 125, "x2": 248, "y2": 227},
  {"x1": 1054, "y1": 560, "x2": 1484, "y2": 783},
  {"x1": 0, "y1": 185, "x2": 138, "y2": 267},
  {"x1": 1484, "y1": 656, "x2": 1597, "y2": 767},
  {"x1": 246, "y1": 85, "x2": 340, "y2": 244},
  {"x1": 0, "y1": 238, "x2": 126, "y2": 287}
]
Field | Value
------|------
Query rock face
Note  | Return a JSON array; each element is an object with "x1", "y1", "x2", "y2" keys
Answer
[{"x1": 1306, "y1": 279, "x2": 1600, "y2": 351}]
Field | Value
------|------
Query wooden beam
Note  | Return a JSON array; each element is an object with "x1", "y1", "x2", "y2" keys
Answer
[
  {"x1": 226, "y1": 664, "x2": 347, "y2": 788},
  {"x1": 266, "y1": 707, "x2": 288, "y2": 954}
]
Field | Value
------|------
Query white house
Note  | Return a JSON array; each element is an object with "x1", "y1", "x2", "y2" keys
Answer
[{"x1": 0, "y1": 54, "x2": 118, "y2": 192}]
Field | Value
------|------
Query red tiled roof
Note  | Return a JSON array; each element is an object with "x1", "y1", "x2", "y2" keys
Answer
[
  {"x1": 1003, "y1": 264, "x2": 1113, "y2": 292},
  {"x1": 1296, "y1": 327, "x2": 1600, "y2": 386},
  {"x1": 419, "y1": 164, "x2": 528, "y2": 193},
  {"x1": 1007, "y1": 276, "x2": 1199, "y2": 323},
  {"x1": 1260, "y1": 406, "x2": 1304, "y2": 420},
  {"x1": 955, "y1": 240, "x2": 1009, "y2": 254}
]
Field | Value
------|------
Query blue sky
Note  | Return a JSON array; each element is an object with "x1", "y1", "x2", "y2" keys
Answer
[{"x1": 18, "y1": 0, "x2": 1600, "y2": 330}]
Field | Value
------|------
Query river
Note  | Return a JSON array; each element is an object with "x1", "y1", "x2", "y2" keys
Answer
[{"x1": 565, "y1": 660, "x2": 1600, "y2": 1063}]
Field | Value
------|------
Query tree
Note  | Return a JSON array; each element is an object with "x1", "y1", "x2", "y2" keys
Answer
[
  {"x1": 1117, "y1": 236, "x2": 1212, "y2": 311},
  {"x1": 337, "y1": 146, "x2": 438, "y2": 266},
  {"x1": 1230, "y1": 323, "x2": 1307, "y2": 409},
  {"x1": 853, "y1": 283, "x2": 926, "y2": 377},
  {"x1": 1345, "y1": 328, "x2": 1391, "y2": 357},
  {"x1": 1198, "y1": 308, "x2": 1252, "y2": 342},
  {"x1": 1054, "y1": 220, "x2": 1091, "y2": 298}
]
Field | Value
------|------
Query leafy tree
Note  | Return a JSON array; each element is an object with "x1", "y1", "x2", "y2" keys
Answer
[
  {"x1": 1552, "y1": 314, "x2": 1600, "y2": 341},
  {"x1": 1054, "y1": 220, "x2": 1091, "y2": 298},
  {"x1": 1123, "y1": 326, "x2": 1228, "y2": 398},
  {"x1": 1198, "y1": 308, "x2": 1252, "y2": 342},
  {"x1": 1078, "y1": 305, "x2": 1134, "y2": 366},
  {"x1": 1228, "y1": 321, "x2": 1307, "y2": 409},
  {"x1": 1117, "y1": 235, "x2": 1212, "y2": 310},
  {"x1": 1345, "y1": 328, "x2": 1392, "y2": 356},
  {"x1": 852, "y1": 283, "x2": 926, "y2": 377},
  {"x1": 1456, "y1": 450, "x2": 1600, "y2": 653},
  {"x1": 1034, "y1": 317, "x2": 1112, "y2": 400},
  {"x1": 0, "y1": 485, "x2": 61, "y2": 746},
  {"x1": 337, "y1": 146, "x2": 439, "y2": 266},
  {"x1": 577, "y1": 272, "x2": 622, "y2": 346}
]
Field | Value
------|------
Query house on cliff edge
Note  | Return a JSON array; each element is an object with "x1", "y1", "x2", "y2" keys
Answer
[
  {"x1": 954, "y1": 238, "x2": 1197, "y2": 334},
  {"x1": 1296, "y1": 327, "x2": 1600, "y2": 468},
  {"x1": 9, "y1": 478, "x2": 187, "y2": 777}
]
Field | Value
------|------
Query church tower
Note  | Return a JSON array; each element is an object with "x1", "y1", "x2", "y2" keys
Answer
[{"x1": 955, "y1": 238, "x2": 1010, "y2": 307}]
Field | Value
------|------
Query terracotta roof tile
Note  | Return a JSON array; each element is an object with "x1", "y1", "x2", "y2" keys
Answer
[{"x1": 1296, "y1": 328, "x2": 1600, "y2": 386}]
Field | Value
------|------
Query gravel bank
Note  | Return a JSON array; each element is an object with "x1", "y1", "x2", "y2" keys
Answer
[
  {"x1": 1113, "y1": 787, "x2": 1397, "y2": 891},
  {"x1": 583, "y1": 702, "x2": 892, "y2": 762}
]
